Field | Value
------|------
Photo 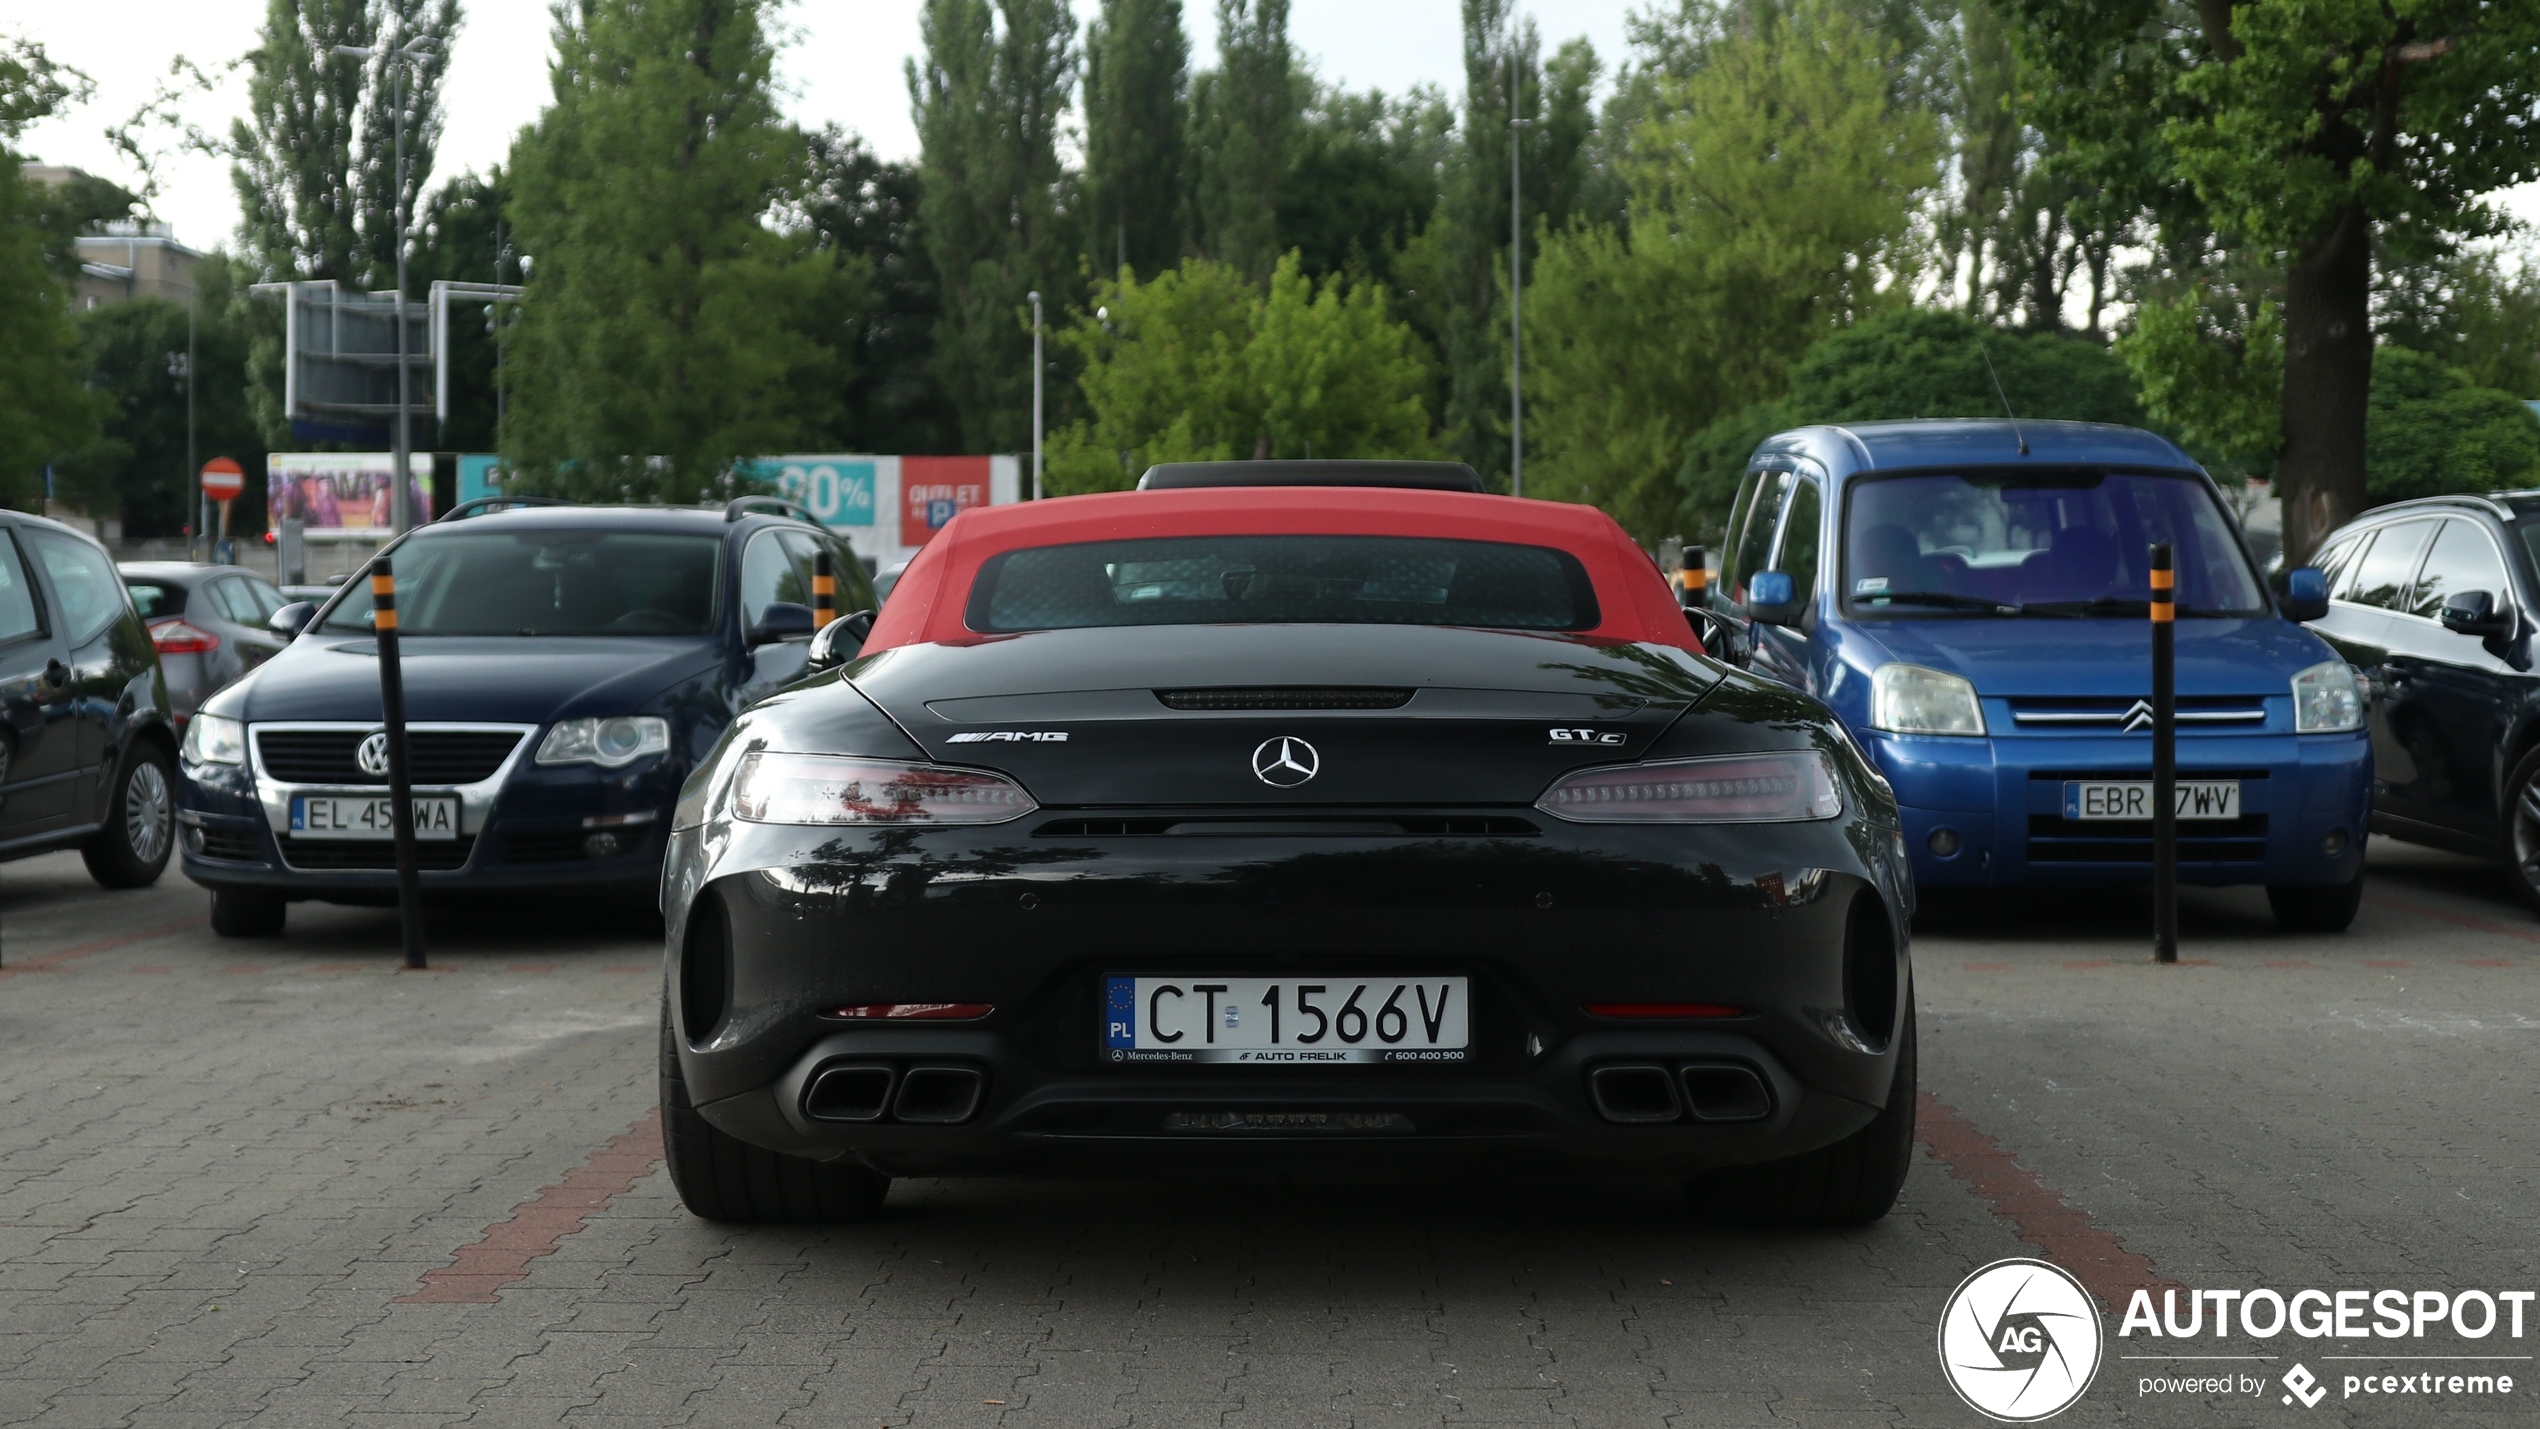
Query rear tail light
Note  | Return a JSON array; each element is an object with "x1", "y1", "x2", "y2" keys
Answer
[
  {"x1": 827, "y1": 1003, "x2": 993, "y2": 1021},
  {"x1": 1536, "y1": 750, "x2": 1842, "y2": 824},
  {"x1": 729, "y1": 752, "x2": 1036, "y2": 825},
  {"x1": 149, "y1": 618, "x2": 221, "y2": 655}
]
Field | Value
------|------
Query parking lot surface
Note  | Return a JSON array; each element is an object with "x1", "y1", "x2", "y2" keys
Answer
[{"x1": 1, "y1": 840, "x2": 2532, "y2": 1427}]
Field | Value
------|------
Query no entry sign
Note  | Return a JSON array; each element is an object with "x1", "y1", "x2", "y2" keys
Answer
[{"x1": 201, "y1": 458, "x2": 245, "y2": 502}]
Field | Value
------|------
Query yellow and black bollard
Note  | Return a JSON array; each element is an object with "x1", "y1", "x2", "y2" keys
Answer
[
  {"x1": 2149, "y1": 542, "x2": 2177, "y2": 964},
  {"x1": 372, "y1": 559, "x2": 427, "y2": 970},
  {"x1": 813, "y1": 548, "x2": 836, "y2": 632},
  {"x1": 1681, "y1": 544, "x2": 1708, "y2": 603}
]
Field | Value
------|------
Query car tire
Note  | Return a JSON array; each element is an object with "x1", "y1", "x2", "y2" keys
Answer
[
  {"x1": 1682, "y1": 998, "x2": 1916, "y2": 1227},
  {"x1": 2503, "y1": 745, "x2": 2540, "y2": 915},
  {"x1": 2265, "y1": 868, "x2": 2365, "y2": 933},
  {"x1": 81, "y1": 742, "x2": 176, "y2": 889},
  {"x1": 209, "y1": 889, "x2": 288, "y2": 938},
  {"x1": 660, "y1": 1008, "x2": 890, "y2": 1223}
]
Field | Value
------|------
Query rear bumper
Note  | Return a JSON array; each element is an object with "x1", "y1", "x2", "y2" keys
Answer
[
  {"x1": 1866, "y1": 729, "x2": 2371, "y2": 888},
  {"x1": 666, "y1": 811, "x2": 1914, "y2": 1179}
]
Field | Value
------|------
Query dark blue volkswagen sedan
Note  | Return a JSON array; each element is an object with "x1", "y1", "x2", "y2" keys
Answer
[{"x1": 175, "y1": 499, "x2": 878, "y2": 936}]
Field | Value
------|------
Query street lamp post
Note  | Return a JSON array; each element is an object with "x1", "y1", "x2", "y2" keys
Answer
[
  {"x1": 1028, "y1": 290, "x2": 1044, "y2": 502},
  {"x1": 334, "y1": 38, "x2": 435, "y2": 535}
]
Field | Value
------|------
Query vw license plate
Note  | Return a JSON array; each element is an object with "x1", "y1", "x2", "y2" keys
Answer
[
  {"x1": 2061, "y1": 780, "x2": 2241, "y2": 821},
  {"x1": 1105, "y1": 976, "x2": 1469, "y2": 1064},
  {"x1": 290, "y1": 794, "x2": 460, "y2": 840}
]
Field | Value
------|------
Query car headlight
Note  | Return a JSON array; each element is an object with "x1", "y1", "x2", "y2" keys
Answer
[
  {"x1": 1536, "y1": 750, "x2": 1843, "y2": 824},
  {"x1": 1869, "y1": 663, "x2": 1985, "y2": 736},
  {"x1": 536, "y1": 716, "x2": 672, "y2": 769},
  {"x1": 2292, "y1": 660, "x2": 2364, "y2": 733},
  {"x1": 729, "y1": 752, "x2": 1037, "y2": 825},
  {"x1": 183, "y1": 712, "x2": 246, "y2": 765}
]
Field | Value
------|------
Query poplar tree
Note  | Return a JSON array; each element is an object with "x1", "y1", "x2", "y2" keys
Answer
[
  {"x1": 1189, "y1": 0, "x2": 1299, "y2": 280},
  {"x1": 1083, "y1": 0, "x2": 1190, "y2": 278},
  {"x1": 908, "y1": 0, "x2": 1078, "y2": 453}
]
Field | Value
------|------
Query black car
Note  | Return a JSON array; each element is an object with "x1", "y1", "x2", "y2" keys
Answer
[
  {"x1": 659, "y1": 463, "x2": 1916, "y2": 1225},
  {"x1": 2303, "y1": 492, "x2": 2540, "y2": 906},
  {"x1": 0, "y1": 513, "x2": 180, "y2": 888},
  {"x1": 175, "y1": 498, "x2": 879, "y2": 936}
]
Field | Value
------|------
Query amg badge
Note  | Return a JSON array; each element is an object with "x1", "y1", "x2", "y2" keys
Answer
[{"x1": 945, "y1": 731, "x2": 1070, "y2": 743}]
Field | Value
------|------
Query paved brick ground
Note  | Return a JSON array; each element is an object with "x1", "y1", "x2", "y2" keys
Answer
[{"x1": 0, "y1": 840, "x2": 2531, "y2": 1427}]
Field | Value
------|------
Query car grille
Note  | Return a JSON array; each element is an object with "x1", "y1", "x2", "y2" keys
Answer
[
  {"x1": 1036, "y1": 814, "x2": 1540, "y2": 837},
  {"x1": 1154, "y1": 686, "x2": 1413, "y2": 711},
  {"x1": 2005, "y1": 695, "x2": 2270, "y2": 731},
  {"x1": 256, "y1": 729, "x2": 524, "y2": 785},
  {"x1": 278, "y1": 836, "x2": 477, "y2": 872}
]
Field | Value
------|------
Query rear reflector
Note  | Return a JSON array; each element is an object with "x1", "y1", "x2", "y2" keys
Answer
[
  {"x1": 826, "y1": 1002, "x2": 993, "y2": 1021},
  {"x1": 1583, "y1": 1002, "x2": 1744, "y2": 1019},
  {"x1": 1536, "y1": 751, "x2": 1841, "y2": 824},
  {"x1": 149, "y1": 618, "x2": 221, "y2": 655}
]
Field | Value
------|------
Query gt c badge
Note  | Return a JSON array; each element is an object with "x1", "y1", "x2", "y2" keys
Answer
[
  {"x1": 1549, "y1": 728, "x2": 1627, "y2": 745},
  {"x1": 945, "y1": 731, "x2": 1069, "y2": 743},
  {"x1": 1251, "y1": 737, "x2": 1319, "y2": 787}
]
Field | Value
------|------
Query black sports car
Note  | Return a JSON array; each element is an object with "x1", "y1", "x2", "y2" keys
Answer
[{"x1": 660, "y1": 462, "x2": 1916, "y2": 1224}]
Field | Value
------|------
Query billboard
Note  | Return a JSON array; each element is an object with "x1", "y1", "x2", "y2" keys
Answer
[
  {"x1": 744, "y1": 455, "x2": 1018, "y2": 568},
  {"x1": 736, "y1": 457, "x2": 876, "y2": 527},
  {"x1": 267, "y1": 453, "x2": 433, "y2": 532},
  {"x1": 899, "y1": 456, "x2": 991, "y2": 546}
]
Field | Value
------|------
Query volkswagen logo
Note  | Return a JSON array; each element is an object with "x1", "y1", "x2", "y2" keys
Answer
[
  {"x1": 1250, "y1": 736, "x2": 1319, "y2": 788},
  {"x1": 356, "y1": 731, "x2": 392, "y2": 777}
]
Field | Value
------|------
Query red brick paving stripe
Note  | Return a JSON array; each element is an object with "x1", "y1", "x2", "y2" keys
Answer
[
  {"x1": 0, "y1": 915, "x2": 210, "y2": 979},
  {"x1": 1916, "y1": 1091, "x2": 2180, "y2": 1312},
  {"x1": 2368, "y1": 891, "x2": 2540, "y2": 945},
  {"x1": 397, "y1": 1108, "x2": 664, "y2": 1305}
]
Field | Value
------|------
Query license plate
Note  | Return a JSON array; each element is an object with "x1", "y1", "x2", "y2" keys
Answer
[
  {"x1": 1104, "y1": 976, "x2": 1470, "y2": 1064},
  {"x1": 289, "y1": 794, "x2": 460, "y2": 840},
  {"x1": 2060, "y1": 780, "x2": 2241, "y2": 821}
]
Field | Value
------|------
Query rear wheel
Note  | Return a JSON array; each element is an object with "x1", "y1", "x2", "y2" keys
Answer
[
  {"x1": 660, "y1": 1008, "x2": 889, "y2": 1222},
  {"x1": 2504, "y1": 746, "x2": 2540, "y2": 915},
  {"x1": 209, "y1": 888, "x2": 287, "y2": 938},
  {"x1": 82, "y1": 743, "x2": 175, "y2": 889},
  {"x1": 2266, "y1": 866, "x2": 2364, "y2": 933},
  {"x1": 1683, "y1": 999, "x2": 1916, "y2": 1227}
]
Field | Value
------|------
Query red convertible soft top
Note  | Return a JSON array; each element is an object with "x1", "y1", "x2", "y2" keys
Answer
[{"x1": 861, "y1": 486, "x2": 1701, "y2": 655}]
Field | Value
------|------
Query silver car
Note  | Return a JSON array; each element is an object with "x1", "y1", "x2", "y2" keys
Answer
[{"x1": 118, "y1": 563, "x2": 292, "y2": 723}]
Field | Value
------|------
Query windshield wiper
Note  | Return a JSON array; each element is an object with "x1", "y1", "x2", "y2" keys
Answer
[
  {"x1": 1856, "y1": 591, "x2": 2016, "y2": 612},
  {"x1": 2016, "y1": 597, "x2": 2149, "y2": 617}
]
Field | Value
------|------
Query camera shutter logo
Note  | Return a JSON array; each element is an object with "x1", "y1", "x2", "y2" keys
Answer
[
  {"x1": 1938, "y1": 1259, "x2": 2103, "y2": 1422},
  {"x1": 356, "y1": 731, "x2": 392, "y2": 777},
  {"x1": 1251, "y1": 737, "x2": 1319, "y2": 788}
]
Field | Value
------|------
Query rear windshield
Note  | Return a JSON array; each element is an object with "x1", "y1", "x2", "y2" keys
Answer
[
  {"x1": 319, "y1": 530, "x2": 723, "y2": 636},
  {"x1": 1842, "y1": 468, "x2": 2265, "y2": 617},
  {"x1": 124, "y1": 581, "x2": 183, "y2": 619},
  {"x1": 966, "y1": 535, "x2": 1599, "y2": 633}
]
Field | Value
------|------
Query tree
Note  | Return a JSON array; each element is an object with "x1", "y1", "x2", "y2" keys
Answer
[
  {"x1": 1682, "y1": 308, "x2": 2141, "y2": 525},
  {"x1": 503, "y1": 0, "x2": 867, "y2": 498},
  {"x1": 406, "y1": 168, "x2": 507, "y2": 453},
  {"x1": 2114, "y1": 278, "x2": 2281, "y2": 482},
  {"x1": 231, "y1": 0, "x2": 462, "y2": 286},
  {"x1": 28, "y1": 168, "x2": 141, "y2": 283},
  {"x1": 1045, "y1": 253, "x2": 1438, "y2": 491},
  {"x1": 1279, "y1": 84, "x2": 1452, "y2": 291},
  {"x1": 2380, "y1": 245, "x2": 2540, "y2": 401},
  {"x1": 1190, "y1": 0, "x2": 1300, "y2": 280},
  {"x1": 2007, "y1": 1, "x2": 2540, "y2": 564},
  {"x1": 1083, "y1": 0, "x2": 1190, "y2": 278},
  {"x1": 792, "y1": 128, "x2": 960, "y2": 455},
  {"x1": 908, "y1": 0, "x2": 1078, "y2": 454},
  {"x1": 0, "y1": 40, "x2": 102, "y2": 508},
  {"x1": 65, "y1": 257, "x2": 268, "y2": 535},
  {"x1": 1524, "y1": 0, "x2": 1938, "y2": 536},
  {"x1": 2363, "y1": 348, "x2": 2540, "y2": 504}
]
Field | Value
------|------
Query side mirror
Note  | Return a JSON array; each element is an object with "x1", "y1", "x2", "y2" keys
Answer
[
  {"x1": 1746, "y1": 570, "x2": 1805, "y2": 628},
  {"x1": 2280, "y1": 567, "x2": 2329, "y2": 623},
  {"x1": 806, "y1": 609, "x2": 876, "y2": 672},
  {"x1": 268, "y1": 601, "x2": 317, "y2": 639},
  {"x1": 1683, "y1": 605, "x2": 1752, "y2": 668},
  {"x1": 2440, "y1": 589, "x2": 2514, "y2": 638},
  {"x1": 749, "y1": 601, "x2": 817, "y2": 647}
]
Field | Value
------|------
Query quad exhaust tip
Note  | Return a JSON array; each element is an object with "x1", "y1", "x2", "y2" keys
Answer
[
  {"x1": 802, "y1": 1061, "x2": 990, "y2": 1126},
  {"x1": 1586, "y1": 1061, "x2": 1772, "y2": 1125}
]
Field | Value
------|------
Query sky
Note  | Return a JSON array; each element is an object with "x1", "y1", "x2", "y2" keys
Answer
[{"x1": 12, "y1": 0, "x2": 1642, "y2": 256}]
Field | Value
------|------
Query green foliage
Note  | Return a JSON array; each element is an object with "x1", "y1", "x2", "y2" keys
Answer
[
  {"x1": 1679, "y1": 307, "x2": 2141, "y2": 526},
  {"x1": 1190, "y1": 0, "x2": 1300, "y2": 280},
  {"x1": 1046, "y1": 254, "x2": 1438, "y2": 491},
  {"x1": 503, "y1": 0, "x2": 867, "y2": 500},
  {"x1": 791, "y1": 129, "x2": 961, "y2": 455},
  {"x1": 2114, "y1": 282, "x2": 2282, "y2": 482},
  {"x1": 0, "y1": 154, "x2": 100, "y2": 508},
  {"x1": 409, "y1": 168, "x2": 508, "y2": 453},
  {"x1": 0, "y1": 38, "x2": 90, "y2": 137},
  {"x1": 2380, "y1": 246, "x2": 2540, "y2": 401},
  {"x1": 2364, "y1": 348, "x2": 2540, "y2": 505},
  {"x1": 1279, "y1": 84, "x2": 1450, "y2": 292},
  {"x1": 1525, "y1": 0, "x2": 1938, "y2": 537},
  {"x1": 26, "y1": 169, "x2": 140, "y2": 284},
  {"x1": 907, "y1": 0, "x2": 1079, "y2": 453},
  {"x1": 68, "y1": 257, "x2": 268, "y2": 535},
  {"x1": 1083, "y1": 0, "x2": 1191, "y2": 277}
]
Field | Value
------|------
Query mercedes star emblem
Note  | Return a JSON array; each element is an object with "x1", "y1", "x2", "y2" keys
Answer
[
  {"x1": 356, "y1": 730, "x2": 392, "y2": 777},
  {"x1": 1251, "y1": 736, "x2": 1320, "y2": 787}
]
